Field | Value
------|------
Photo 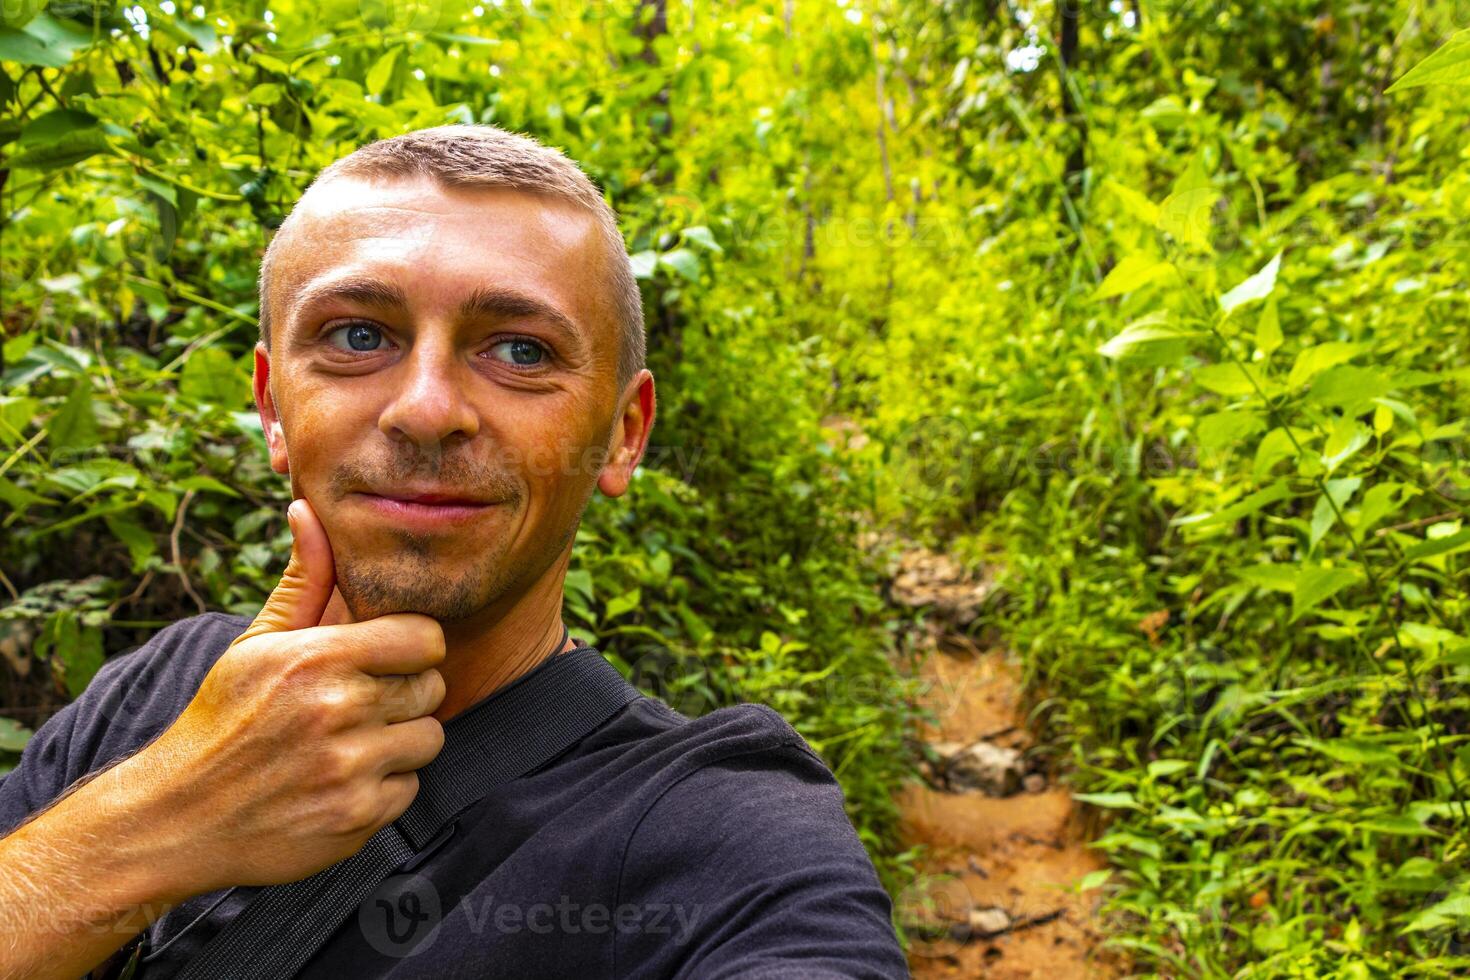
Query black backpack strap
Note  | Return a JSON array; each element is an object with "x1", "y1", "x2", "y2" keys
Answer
[{"x1": 174, "y1": 646, "x2": 641, "y2": 980}]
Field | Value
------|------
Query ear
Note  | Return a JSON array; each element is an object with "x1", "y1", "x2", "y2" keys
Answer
[
  {"x1": 254, "y1": 341, "x2": 290, "y2": 476},
  {"x1": 597, "y1": 370, "x2": 656, "y2": 498}
]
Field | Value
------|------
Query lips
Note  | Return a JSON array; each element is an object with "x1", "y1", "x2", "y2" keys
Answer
[
  {"x1": 353, "y1": 491, "x2": 497, "y2": 530},
  {"x1": 370, "y1": 490, "x2": 491, "y2": 506},
  {"x1": 388, "y1": 493, "x2": 484, "y2": 505}
]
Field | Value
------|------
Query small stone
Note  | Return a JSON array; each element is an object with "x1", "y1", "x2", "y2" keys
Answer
[
  {"x1": 934, "y1": 740, "x2": 1024, "y2": 796},
  {"x1": 968, "y1": 907, "x2": 1012, "y2": 936}
]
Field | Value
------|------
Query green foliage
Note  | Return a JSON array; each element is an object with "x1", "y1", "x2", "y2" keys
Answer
[
  {"x1": 827, "y1": 1, "x2": 1470, "y2": 972},
  {"x1": 7, "y1": 0, "x2": 1470, "y2": 970}
]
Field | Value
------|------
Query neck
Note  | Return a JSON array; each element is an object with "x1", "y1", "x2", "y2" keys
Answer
[{"x1": 318, "y1": 546, "x2": 577, "y2": 724}]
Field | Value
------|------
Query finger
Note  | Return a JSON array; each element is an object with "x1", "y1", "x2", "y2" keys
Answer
[
  {"x1": 238, "y1": 498, "x2": 337, "y2": 642},
  {"x1": 365, "y1": 669, "x2": 446, "y2": 724},
  {"x1": 312, "y1": 614, "x2": 446, "y2": 677},
  {"x1": 373, "y1": 716, "x2": 447, "y2": 776}
]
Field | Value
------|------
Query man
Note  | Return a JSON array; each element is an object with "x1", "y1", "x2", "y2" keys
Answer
[{"x1": 0, "y1": 125, "x2": 906, "y2": 978}]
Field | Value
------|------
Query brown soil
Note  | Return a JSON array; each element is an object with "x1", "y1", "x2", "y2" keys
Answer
[{"x1": 897, "y1": 638, "x2": 1126, "y2": 978}]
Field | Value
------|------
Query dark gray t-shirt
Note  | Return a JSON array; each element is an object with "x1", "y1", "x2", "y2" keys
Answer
[{"x1": 0, "y1": 612, "x2": 906, "y2": 978}]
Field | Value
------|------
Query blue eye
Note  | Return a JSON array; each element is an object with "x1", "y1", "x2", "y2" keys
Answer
[
  {"x1": 326, "y1": 322, "x2": 386, "y2": 352},
  {"x1": 488, "y1": 339, "x2": 546, "y2": 367}
]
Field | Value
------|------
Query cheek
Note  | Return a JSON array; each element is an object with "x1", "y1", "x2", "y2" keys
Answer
[
  {"x1": 509, "y1": 405, "x2": 608, "y2": 497},
  {"x1": 278, "y1": 384, "x2": 375, "y2": 472}
]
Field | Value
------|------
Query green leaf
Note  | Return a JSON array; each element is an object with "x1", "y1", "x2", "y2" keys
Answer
[
  {"x1": 1291, "y1": 566, "x2": 1360, "y2": 621},
  {"x1": 1253, "y1": 427, "x2": 1296, "y2": 479},
  {"x1": 1097, "y1": 312, "x2": 1198, "y2": 364},
  {"x1": 1400, "y1": 622, "x2": 1470, "y2": 657},
  {"x1": 1361, "y1": 817, "x2": 1436, "y2": 839},
  {"x1": 1235, "y1": 564, "x2": 1298, "y2": 593},
  {"x1": 429, "y1": 31, "x2": 502, "y2": 47},
  {"x1": 1287, "y1": 342, "x2": 1366, "y2": 388},
  {"x1": 179, "y1": 347, "x2": 250, "y2": 409},
  {"x1": 1308, "y1": 365, "x2": 1393, "y2": 410},
  {"x1": 1196, "y1": 410, "x2": 1264, "y2": 451},
  {"x1": 181, "y1": 19, "x2": 218, "y2": 53},
  {"x1": 1322, "y1": 418, "x2": 1369, "y2": 475},
  {"x1": 603, "y1": 588, "x2": 641, "y2": 621},
  {"x1": 39, "y1": 611, "x2": 105, "y2": 699},
  {"x1": 1073, "y1": 792, "x2": 1141, "y2": 810},
  {"x1": 1093, "y1": 255, "x2": 1172, "y2": 300},
  {"x1": 250, "y1": 52, "x2": 292, "y2": 75},
  {"x1": 680, "y1": 225, "x2": 724, "y2": 254},
  {"x1": 0, "y1": 14, "x2": 92, "y2": 68},
  {"x1": 1193, "y1": 480, "x2": 1290, "y2": 527},
  {"x1": 1355, "y1": 481, "x2": 1410, "y2": 534},
  {"x1": 1103, "y1": 179, "x2": 1159, "y2": 225},
  {"x1": 0, "y1": 0, "x2": 44, "y2": 29},
  {"x1": 1308, "y1": 477, "x2": 1360, "y2": 551},
  {"x1": 1157, "y1": 153, "x2": 1216, "y2": 252},
  {"x1": 657, "y1": 248, "x2": 701, "y2": 282},
  {"x1": 48, "y1": 378, "x2": 99, "y2": 454},
  {"x1": 1389, "y1": 29, "x2": 1470, "y2": 92},
  {"x1": 18, "y1": 108, "x2": 98, "y2": 145},
  {"x1": 1403, "y1": 894, "x2": 1470, "y2": 934},
  {"x1": 104, "y1": 515, "x2": 157, "y2": 574},
  {"x1": 1220, "y1": 251, "x2": 1282, "y2": 314},
  {"x1": 8, "y1": 128, "x2": 113, "y2": 170},
  {"x1": 1298, "y1": 737, "x2": 1398, "y2": 766},
  {"x1": 0, "y1": 395, "x2": 39, "y2": 447},
  {"x1": 1193, "y1": 363, "x2": 1260, "y2": 397},
  {"x1": 0, "y1": 716, "x2": 33, "y2": 753},
  {"x1": 629, "y1": 250, "x2": 657, "y2": 280},
  {"x1": 366, "y1": 47, "x2": 401, "y2": 97},
  {"x1": 1403, "y1": 528, "x2": 1470, "y2": 563},
  {"x1": 173, "y1": 476, "x2": 241, "y2": 498},
  {"x1": 1255, "y1": 297, "x2": 1283, "y2": 357},
  {"x1": 247, "y1": 83, "x2": 284, "y2": 106}
]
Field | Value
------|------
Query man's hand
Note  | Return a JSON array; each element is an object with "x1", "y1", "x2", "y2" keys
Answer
[
  {"x1": 0, "y1": 498, "x2": 447, "y2": 980},
  {"x1": 144, "y1": 496, "x2": 448, "y2": 895}
]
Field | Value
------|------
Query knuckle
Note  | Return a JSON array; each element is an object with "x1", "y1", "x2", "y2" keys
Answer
[
  {"x1": 320, "y1": 743, "x2": 363, "y2": 786},
  {"x1": 417, "y1": 717, "x2": 446, "y2": 755},
  {"x1": 421, "y1": 668, "x2": 447, "y2": 710},
  {"x1": 400, "y1": 670, "x2": 444, "y2": 715},
  {"x1": 334, "y1": 792, "x2": 381, "y2": 835}
]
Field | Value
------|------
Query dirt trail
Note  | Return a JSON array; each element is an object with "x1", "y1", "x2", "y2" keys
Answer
[{"x1": 886, "y1": 548, "x2": 1123, "y2": 978}]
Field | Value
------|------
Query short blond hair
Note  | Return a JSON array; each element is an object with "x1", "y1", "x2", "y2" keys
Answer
[{"x1": 257, "y1": 124, "x2": 645, "y2": 386}]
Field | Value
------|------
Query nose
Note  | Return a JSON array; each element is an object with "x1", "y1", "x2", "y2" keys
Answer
[{"x1": 378, "y1": 333, "x2": 480, "y2": 453}]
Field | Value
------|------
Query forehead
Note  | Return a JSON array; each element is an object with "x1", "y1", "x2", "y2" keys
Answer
[{"x1": 270, "y1": 175, "x2": 612, "y2": 333}]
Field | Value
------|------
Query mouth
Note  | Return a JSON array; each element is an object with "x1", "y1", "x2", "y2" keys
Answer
[{"x1": 351, "y1": 491, "x2": 499, "y2": 530}]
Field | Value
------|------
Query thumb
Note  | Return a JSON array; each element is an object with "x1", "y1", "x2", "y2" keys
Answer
[{"x1": 239, "y1": 497, "x2": 337, "y2": 641}]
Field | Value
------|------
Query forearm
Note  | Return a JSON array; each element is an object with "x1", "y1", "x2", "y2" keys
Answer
[{"x1": 0, "y1": 750, "x2": 198, "y2": 980}]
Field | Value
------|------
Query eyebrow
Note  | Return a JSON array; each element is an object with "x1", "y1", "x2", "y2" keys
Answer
[{"x1": 290, "y1": 275, "x2": 582, "y2": 341}]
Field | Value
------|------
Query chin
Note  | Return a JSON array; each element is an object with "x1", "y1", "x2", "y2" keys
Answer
[{"x1": 338, "y1": 567, "x2": 492, "y2": 624}]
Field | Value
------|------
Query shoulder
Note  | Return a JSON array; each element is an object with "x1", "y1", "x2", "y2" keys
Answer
[
  {"x1": 0, "y1": 612, "x2": 249, "y2": 836},
  {"x1": 609, "y1": 701, "x2": 906, "y2": 978},
  {"x1": 620, "y1": 701, "x2": 854, "y2": 858},
  {"x1": 614, "y1": 697, "x2": 821, "y2": 764}
]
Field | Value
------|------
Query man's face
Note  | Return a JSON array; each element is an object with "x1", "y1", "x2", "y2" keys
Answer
[{"x1": 254, "y1": 175, "x2": 644, "y2": 623}]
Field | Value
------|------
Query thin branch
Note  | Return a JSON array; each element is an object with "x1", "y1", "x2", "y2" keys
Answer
[
  {"x1": 0, "y1": 565, "x2": 19, "y2": 604},
  {"x1": 170, "y1": 488, "x2": 207, "y2": 616}
]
